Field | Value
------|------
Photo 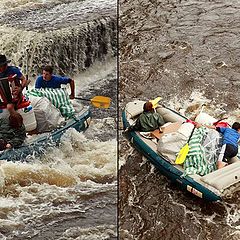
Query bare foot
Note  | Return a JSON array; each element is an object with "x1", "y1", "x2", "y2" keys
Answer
[{"x1": 217, "y1": 161, "x2": 227, "y2": 169}]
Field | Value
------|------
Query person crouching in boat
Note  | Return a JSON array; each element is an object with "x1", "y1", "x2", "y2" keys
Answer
[
  {"x1": 130, "y1": 101, "x2": 165, "y2": 132},
  {"x1": 0, "y1": 111, "x2": 26, "y2": 151},
  {"x1": 0, "y1": 54, "x2": 27, "y2": 111},
  {"x1": 207, "y1": 122, "x2": 240, "y2": 169},
  {"x1": 35, "y1": 65, "x2": 75, "y2": 99}
]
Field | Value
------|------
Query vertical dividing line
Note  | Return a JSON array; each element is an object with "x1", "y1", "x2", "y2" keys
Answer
[
  {"x1": 26, "y1": 48, "x2": 29, "y2": 91},
  {"x1": 117, "y1": 0, "x2": 119, "y2": 236}
]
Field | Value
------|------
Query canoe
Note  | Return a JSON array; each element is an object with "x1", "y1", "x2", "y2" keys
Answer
[
  {"x1": 122, "y1": 100, "x2": 240, "y2": 201},
  {"x1": 0, "y1": 105, "x2": 91, "y2": 161}
]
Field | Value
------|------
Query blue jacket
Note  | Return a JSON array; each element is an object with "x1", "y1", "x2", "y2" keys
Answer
[
  {"x1": 217, "y1": 127, "x2": 240, "y2": 148},
  {"x1": 35, "y1": 75, "x2": 71, "y2": 89}
]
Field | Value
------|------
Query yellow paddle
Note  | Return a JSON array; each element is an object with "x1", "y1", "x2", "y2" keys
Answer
[
  {"x1": 150, "y1": 97, "x2": 162, "y2": 108},
  {"x1": 75, "y1": 96, "x2": 111, "y2": 109},
  {"x1": 175, "y1": 126, "x2": 196, "y2": 165}
]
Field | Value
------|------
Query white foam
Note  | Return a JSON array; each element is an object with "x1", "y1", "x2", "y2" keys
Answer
[
  {"x1": 0, "y1": 120, "x2": 116, "y2": 190},
  {"x1": 62, "y1": 225, "x2": 117, "y2": 240},
  {"x1": 166, "y1": 90, "x2": 232, "y2": 123},
  {"x1": 59, "y1": 128, "x2": 117, "y2": 181},
  {"x1": 0, "y1": 0, "x2": 117, "y2": 16},
  {"x1": 74, "y1": 58, "x2": 117, "y2": 92},
  {"x1": 224, "y1": 202, "x2": 240, "y2": 229}
]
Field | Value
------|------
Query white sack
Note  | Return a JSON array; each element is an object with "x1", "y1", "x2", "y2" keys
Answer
[{"x1": 29, "y1": 96, "x2": 65, "y2": 133}]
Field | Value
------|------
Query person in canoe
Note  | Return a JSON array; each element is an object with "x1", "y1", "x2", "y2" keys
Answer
[
  {"x1": 35, "y1": 65, "x2": 75, "y2": 99},
  {"x1": 129, "y1": 101, "x2": 165, "y2": 132},
  {"x1": 0, "y1": 110, "x2": 26, "y2": 150},
  {"x1": 206, "y1": 122, "x2": 240, "y2": 169},
  {"x1": 0, "y1": 54, "x2": 27, "y2": 110}
]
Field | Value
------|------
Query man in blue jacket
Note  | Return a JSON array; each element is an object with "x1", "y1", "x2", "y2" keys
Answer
[
  {"x1": 206, "y1": 122, "x2": 240, "y2": 169},
  {"x1": 216, "y1": 122, "x2": 240, "y2": 169},
  {"x1": 35, "y1": 65, "x2": 75, "y2": 99},
  {"x1": 0, "y1": 54, "x2": 27, "y2": 108}
]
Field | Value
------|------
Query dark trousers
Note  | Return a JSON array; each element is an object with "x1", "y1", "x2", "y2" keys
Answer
[
  {"x1": 0, "y1": 139, "x2": 7, "y2": 151},
  {"x1": 218, "y1": 144, "x2": 238, "y2": 163}
]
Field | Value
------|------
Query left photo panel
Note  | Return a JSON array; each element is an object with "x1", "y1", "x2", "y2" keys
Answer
[{"x1": 0, "y1": 1, "x2": 117, "y2": 239}]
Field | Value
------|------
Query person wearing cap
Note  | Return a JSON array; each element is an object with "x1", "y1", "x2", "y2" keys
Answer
[
  {"x1": 0, "y1": 54, "x2": 27, "y2": 109},
  {"x1": 35, "y1": 65, "x2": 75, "y2": 99}
]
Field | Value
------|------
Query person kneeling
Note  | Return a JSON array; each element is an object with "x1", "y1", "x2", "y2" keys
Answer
[
  {"x1": 206, "y1": 122, "x2": 240, "y2": 169},
  {"x1": 130, "y1": 101, "x2": 165, "y2": 132},
  {"x1": 216, "y1": 122, "x2": 240, "y2": 169},
  {"x1": 0, "y1": 111, "x2": 26, "y2": 150}
]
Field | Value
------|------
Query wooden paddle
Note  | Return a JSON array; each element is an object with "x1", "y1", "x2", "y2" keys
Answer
[
  {"x1": 75, "y1": 96, "x2": 111, "y2": 109},
  {"x1": 26, "y1": 48, "x2": 29, "y2": 90},
  {"x1": 0, "y1": 74, "x2": 17, "y2": 81},
  {"x1": 150, "y1": 96, "x2": 162, "y2": 108},
  {"x1": 175, "y1": 104, "x2": 207, "y2": 164},
  {"x1": 175, "y1": 125, "x2": 196, "y2": 165}
]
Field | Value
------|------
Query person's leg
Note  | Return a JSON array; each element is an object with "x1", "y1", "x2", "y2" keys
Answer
[
  {"x1": 218, "y1": 161, "x2": 227, "y2": 169},
  {"x1": 0, "y1": 139, "x2": 7, "y2": 151},
  {"x1": 218, "y1": 144, "x2": 238, "y2": 169},
  {"x1": 217, "y1": 144, "x2": 227, "y2": 169}
]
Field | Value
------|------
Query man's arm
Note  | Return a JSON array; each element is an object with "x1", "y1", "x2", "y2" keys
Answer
[
  {"x1": 69, "y1": 79, "x2": 75, "y2": 99},
  {"x1": 35, "y1": 76, "x2": 42, "y2": 89},
  {"x1": 10, "y1": 68, "x2": 27, "y2": 93},
  {"x1": 157, "y1": 113, "x2": 165, "y2": 127},
  {"x1": 11, "y1": 75, "x2": 27, "y2": 98},
  {"x1": 19, "y1": 75, "x2": 27, "y2": 89}
]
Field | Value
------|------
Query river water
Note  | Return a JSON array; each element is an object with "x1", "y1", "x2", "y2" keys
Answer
[
  {"x1": 0, "y1": 1, "x2": 117, "y2": 239},
  {"x1": 120, "y1": 0, "x2": 240, "y2": 239}
]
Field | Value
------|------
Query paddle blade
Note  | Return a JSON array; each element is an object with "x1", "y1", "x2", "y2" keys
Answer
[
  {"x1": 175, "y1": 143, "x2": 190, "y2": 164},
  {"x1": 91, "y1": 96, "x2": 111, "y2": 108},
  {"x1": 150, "y1": 97, "x2": 162, "y2": 108}
]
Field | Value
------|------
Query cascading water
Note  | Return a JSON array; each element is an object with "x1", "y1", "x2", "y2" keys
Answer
[
  {"x1": 0, "y1": 0, "x2": 117, "y2": 239},
  {"x1": 0, "y1": 0, "x2": 117, "y2": 77}
]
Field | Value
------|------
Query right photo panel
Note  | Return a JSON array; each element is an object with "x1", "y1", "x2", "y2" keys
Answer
[{"x1": 119, "y1": 1, "x2": 240, "y2": 239}]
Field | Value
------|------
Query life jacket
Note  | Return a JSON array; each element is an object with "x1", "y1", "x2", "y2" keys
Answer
[
  {"x1": 215, "y1": 121, "x2": 230, "y2": 128},
  {"x1": 0, "y1": 94, "x2": 31, "y2": 110},
  {"x1": 0, "y1": 77, "x2": 12, "y2": 106},
  {"x1": 0, "y1": 70, "x2": 22, "y2": 108}
]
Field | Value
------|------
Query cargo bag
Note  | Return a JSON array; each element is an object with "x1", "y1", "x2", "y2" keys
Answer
[{"x1": 29, "y1": 95, "x2": 65, "y2": 133}]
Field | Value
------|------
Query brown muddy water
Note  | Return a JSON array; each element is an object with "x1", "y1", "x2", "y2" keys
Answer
[{"x1": 119, "y1": 0, "x2": 240, "y2": 239}]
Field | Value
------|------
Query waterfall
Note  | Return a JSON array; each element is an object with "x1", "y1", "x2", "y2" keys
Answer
[
  {"x1": 0, "y1": 0, "x2": 117, "y2": 78},
  {"x1": 0, "y1": 16, "x2": 116, "y2": 78}
]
